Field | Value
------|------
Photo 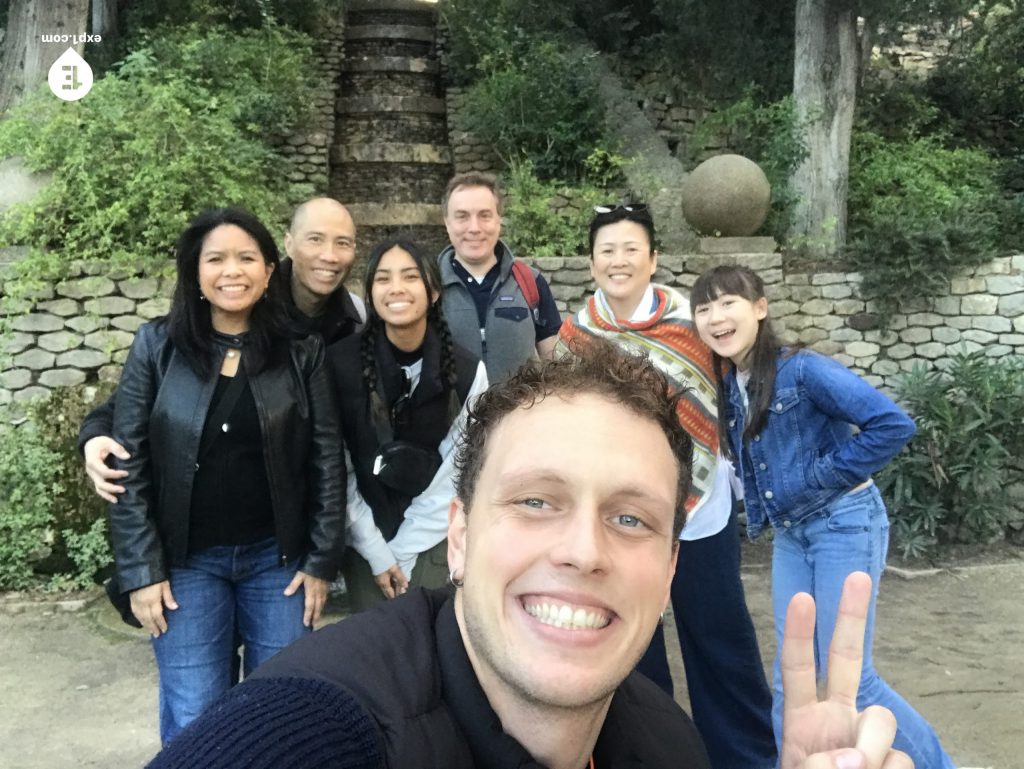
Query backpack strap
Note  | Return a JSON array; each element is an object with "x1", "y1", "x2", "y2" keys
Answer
[{"x1": 510, "y1": 259, "x2": 539, "y2": 311}]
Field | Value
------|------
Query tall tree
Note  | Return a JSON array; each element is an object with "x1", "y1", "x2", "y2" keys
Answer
[
  {"x1": 789, "y1": 0, "x2": 860, "y2": 255},
  {"x1": 0, "y1": 0, "x2": 89, "y2": 115}
]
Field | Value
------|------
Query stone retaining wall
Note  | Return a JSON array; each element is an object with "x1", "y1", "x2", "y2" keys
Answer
[{"x1": 5, "y1": 249, "x2": 1020, "y2": 408}]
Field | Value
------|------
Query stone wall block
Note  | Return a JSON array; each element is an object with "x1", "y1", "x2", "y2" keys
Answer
[
  {"x1": 871, "y1": 360, "x2": 901, "y2": 376},
  {"x1": 811, "y1": 272, "x2": 847, "y2": 286},
  {"x1": 887, "y1": 343, "x2": 914, "y2": 360},
  {"x1": 39, "y1": 368, "x2": 87, "y2": 387},
  {"x1": 85, "y1": 329, "x2": 135, "y2": 352},
  {"x1": 658, "y1": 255, "x2": 684, "y2": 272},
  {"x1": 56, "y1": 349, "x2": 111, "y2": 368},
  {"x1": 788, "y1": 286, "x2": 819, "y2": 303},
  {"x1": 65, "y1": 316, "x2": 104, "y2": 334},
  {"x1": 972, "y1": 315, "x2": 1011, "y2": 333},
  {"x1": 961, "y1": 328, "x2": 997, "y2": 344},
  {"x1": 36, "y1": 298, "x2": 80, "y2": 316},
  {"x1": 833, "y1": 353, "x2": 856, "y2": 367},
  {"x1": 984, "y1": 344, "x2": 1013, "y2": 357},
  {"x1": 899, "y1": 326, "x2": 931, "y2": 344},
  {"x1": 906, "y1": 312, "x2": 943, "y2": 327},
  {"x1": 13, "y1": 348, "x2": 56, "y2": 369},
  {"x1": 950, "y1": 277, "x2": 986, "y2": 295},
  {"x1": 98, "y1": 364, "x2": 123, "y2": 383},
  {"x1": 813, "y1": 315, "x2": 845, "y2": 331},
  {"x1": 0, "y1": 369, "x2": 32, "y2": 389},
  {"x1": 13, "y1": 385, "x2": 50, "y2": 402},
  {"x1": 653, "y1": 268, "x2": 675, "y2": 284},
  {"x1": 761, "y1": 268, "x2": 783, "y2": 285},
  {"x1": 137, "y1": 298, "x2": 171, "y2": 319},
  {"x1": 0, "y1": 388, "x2": 11, "y2": 406},
  {"x1": 785, "y1": 274, "x2": 810, "y2": 286},
  {"x1": 985, "y1": 275, "x2": 1023, "y2": 295},
  {"x1": 530, "y1": 257, "x2": 565, "y2": 272},
  {"x1": 56, "y1": 276, "x2": 115, "y2": 299},
  {"x1": 932, "y1": 326, "x2": 961, "y2": 344},
  {"x1": 553, "y1": 269, "x2": 592, "y2": 286},
  {"x1": 863, "y1": 375, "x2": 885, "y2": 388},
  {"x1": 1, "y1": 331, "x2": 34, "y2": 354},
  {"x1": 947, "y1": 316, "x2": 972, "y2": 330},
  {"x1": 999, "y1": 333, "x2": 1024, "y2": 346},
  {"x1": 864, "y1": 329, "x2": 899, "y2": 345},
  {"x1": 112, "y1": 315, "x2": 145, "y2": 332},
  {"x1": 38, "y1": 331, "x2": 83, "y2": 353},
  {"x1": 800, "y1": 298, "x2": 833, "y2": 315},
  {"x1": 960, "y1": 294, "x2": 998, "y2": 315},
  {"x1": 1, "y1": 297, "x2": 33, "y2": 315},
  {"x1": 84, "y1": 296, "x2": 146, "y2": 317},
  {"x1": 1014, "y1": 316, "x2": 1024, "y2": 334},
  {"x1": 998, "y1": 292, "x2": 1024, "y2": 316},
  {"x1": 11, "y1": 313, "x2": 63, "y2": 332},
  {"x1": 118, "y1": 277, "x2": 160, "y2": 300},
  {"x1": 798, "y1": 327, "x2": 828, "y2": 344},
  {"x1": 915, "y1": 342, "x2": 946, "y2": 359},
  {"x1": 932, "y1": 295, "x2": 960, "y2": 315},
  {"x1": 812, "y1": 340, "x2": 842, "y2": 355},
  {"x1": 550, "y1": 284, "x2": 586, "y2": 302},
  {"x1": 561, "y1": 257, "x2": 591, "y2": 270},
  {"x1": 820, "y1": 283, "x2": 853, "y2": 300},
  {"x1": 829, "y1": 327, "x2": 862, "y2": 343},
  {"x1": 845, "y1": 340, "x2": 880, "y2": 357}
]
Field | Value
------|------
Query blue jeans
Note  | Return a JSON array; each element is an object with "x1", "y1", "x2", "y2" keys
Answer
[
  {"x1": 637, "y1": 504, "x2": 777, "y2": 769},
  {"x1": 771, "y1": 484, "x2": 954, "y2": 769},
  {"x1": 151, "y1": 538, "x2": 309, "y2": 744}
]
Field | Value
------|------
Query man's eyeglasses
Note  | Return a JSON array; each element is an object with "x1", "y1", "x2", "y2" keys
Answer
[{"x1": 592, "y1": 203, "x2": 649, "y2": 215}]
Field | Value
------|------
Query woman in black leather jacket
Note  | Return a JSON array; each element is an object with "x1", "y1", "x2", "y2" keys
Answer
[{"x1": 108, "y1": 207, "x2": 344, "y2": 744}]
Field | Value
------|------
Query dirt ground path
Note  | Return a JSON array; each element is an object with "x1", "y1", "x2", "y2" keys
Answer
[{"x1": 2, "y1": 557, "x2": 1021, "y2": 768}]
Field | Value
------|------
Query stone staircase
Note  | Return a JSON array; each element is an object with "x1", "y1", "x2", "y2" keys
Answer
[{"x1": 332, "y1": 0, "x2": 453, "y2": 269}]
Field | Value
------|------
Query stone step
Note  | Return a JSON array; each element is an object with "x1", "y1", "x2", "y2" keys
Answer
[
  {"x1": 354, "y1": 224, "x2": 450, "y2": 266},
  {"x1": 344, "y1": 56, "x2": 437, "y2": 74},
  {"x1": 346, "y1": 25, "x2": 435, "y2": 43},
  {"x1": 346, "y1": 203, "x2": 444, "y2": 227},
  {"x1": 341, "y1": 70, "x2": 440, "y2": 98},
  {"x1": 332, "y1": 162, "x2": 450, "y2": 203},
  {"x1": 336, "y1": 112, "x2": 448, "y2": 145},
  {"x1": 346, "y1": 0, "x2": 438, "y2": 16},
  {"x1": 344, "y1": 37, "x2": 433, "y2": 60},
  {"x1": 338, "y1": 95, "x2": 445, "y2": 115},
  {"x1": 333, "y1": 143, "x2": 451, "y2": 164}
]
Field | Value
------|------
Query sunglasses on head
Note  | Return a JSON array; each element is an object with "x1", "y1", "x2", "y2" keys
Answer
[{"x1": 592, "y1": 203, "x2": 649, "y2": 215}]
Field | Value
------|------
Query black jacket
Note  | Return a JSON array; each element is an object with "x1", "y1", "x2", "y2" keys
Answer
[
  {"x1": 326, "y1": 326, "x2": 479, "y2": 541},
  {"x1": 149, "y1": 588, "x2": 710, "y2": 768},
  {"x1": 109, "y1": 320, "x2": 345, "y2": 592}
]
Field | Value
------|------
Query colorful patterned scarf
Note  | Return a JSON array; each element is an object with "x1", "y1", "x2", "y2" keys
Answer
[{"x1": 559, "y1": 285, "x2": 719, "y2": 515}]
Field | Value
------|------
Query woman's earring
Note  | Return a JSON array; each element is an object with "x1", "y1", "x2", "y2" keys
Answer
[
  {"x1": 448, "y1": 569, "x2": 464, "y2": 588},
  {"x1": 199, "y1": 290, "x2": 207, "y2": 302}
]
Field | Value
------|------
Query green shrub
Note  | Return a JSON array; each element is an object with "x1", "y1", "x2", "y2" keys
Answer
[
  {"x1": 878, "y1": 351, "x2": 1024, "y2": 558},
  {"x1": 846, "y1": 130, "x2": 1003, "y2": 314},
  {"x1": 461, "y1": 39, "x2": 609, "y2": 181},
  {"x1": 0, "y1": 423, "x2": 61, "y2": 590},
  {"x1": 0, "y1": 24, "x2": 316, "y2": 300},
  {"x1": 501, "y1": 156, "x2": 623, "y2": 257}
]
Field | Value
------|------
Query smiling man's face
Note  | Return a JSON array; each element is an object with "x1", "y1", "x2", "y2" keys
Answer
[{"x1": 448, "y1": 392, "x2": 679, "y2": 713}]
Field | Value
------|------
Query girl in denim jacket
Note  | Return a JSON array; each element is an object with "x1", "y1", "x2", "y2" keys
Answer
[{"x1": 691, "y1": 265, "x2": 954, "y2": 769}]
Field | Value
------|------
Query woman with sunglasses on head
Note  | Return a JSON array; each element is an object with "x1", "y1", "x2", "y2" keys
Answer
[
  {"x1": 108, "y1": 207, "x2": 344, "y2": 745},
  {"x1": 691, "y1": 264, "x2": 954, "y2": 769},
  {"x1": 327, "y1": 237, "x2": 487, "y2": 613},
  {"x1": 559, "y1": 203, "x2": 777, "y2": 769}
]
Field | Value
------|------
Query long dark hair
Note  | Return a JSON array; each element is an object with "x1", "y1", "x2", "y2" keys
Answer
[
  {"x1": 359, "y1": 237, "x2": 462, "y2": 426},
  {"x1": 167, "y1": 207, "x2": 290, "y2": 378},
  {"x1": 690, "y1": 265, "x2": 783, "y2": 455}
]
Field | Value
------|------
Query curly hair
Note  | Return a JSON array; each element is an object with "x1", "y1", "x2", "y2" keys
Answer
[{"x1": 454, "y1": 337, "x2": 694, "y2": 540}]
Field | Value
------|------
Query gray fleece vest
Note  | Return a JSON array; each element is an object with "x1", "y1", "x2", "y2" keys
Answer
[{"x1": 438, "y1": 241, "x2": 539, "y2": 383}]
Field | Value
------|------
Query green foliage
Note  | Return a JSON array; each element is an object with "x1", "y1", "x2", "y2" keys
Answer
[
  {"x1": 0, "y1": 382, "x2": 117, "y2": 590},
  {"x1": 878, "y1": 352, "x2": 1024, "y2": 558},
  {"x1": 846, "y1": 130, "x2": 1002, "y2": 312},
  {"x1": 501, "y1": 158, "x2": 621, "y2": 257},
  {"x1": 0, "y1": 423, "x2": 61, "y2": 590},
  {"x1": 0, "y1": 24, "x2": 315, "y2": 298},
  {"x1": 124, "y1": 0, "x2": 341, "y2": 36},
  {"x1": 690, "y1": 90, "x2": 806, "y2": 240},
  {"x1": 461, "y1": 39, "x2": 608, "y2": 181}
]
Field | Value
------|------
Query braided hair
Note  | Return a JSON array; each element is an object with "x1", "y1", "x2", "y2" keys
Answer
[{"x1": 360, "y1": 237, "x2": 462, "y2": 427}]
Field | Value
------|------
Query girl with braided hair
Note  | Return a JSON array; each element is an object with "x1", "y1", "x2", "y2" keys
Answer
[{"x1": 326, "y1": 237, "x2": 487, "y2": 613}]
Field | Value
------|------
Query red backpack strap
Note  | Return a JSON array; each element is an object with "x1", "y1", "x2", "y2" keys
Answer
[{"x1": 510, "y1": 259, "x2": 539, "y2": 311}]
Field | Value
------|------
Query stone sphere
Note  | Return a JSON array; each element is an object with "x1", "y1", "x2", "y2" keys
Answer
[{"x1": 681, "y1": 154, "x2": 771, "y2": 237}]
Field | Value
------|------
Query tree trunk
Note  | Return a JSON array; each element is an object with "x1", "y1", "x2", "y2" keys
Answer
[
  {"x1": 91, "y1": 0, "x2": 119, "y2": 42},
  {"x1": 0, "y1": 0, "x2": 90, "y2": 115},
  {"x1": 789, "y1": 0, "x2": 859, "y2": 256}
]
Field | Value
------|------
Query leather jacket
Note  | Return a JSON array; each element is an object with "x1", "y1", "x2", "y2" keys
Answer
[{"x1": 109, "y1": 320, "x2": 345, "y2": 593}]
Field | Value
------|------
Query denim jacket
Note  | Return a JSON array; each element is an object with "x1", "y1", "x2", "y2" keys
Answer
[{"x1": 724, "y1": 349, "x2": 916, "y2": 539}]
